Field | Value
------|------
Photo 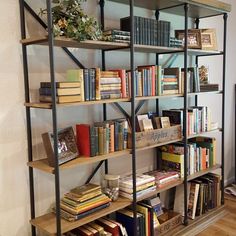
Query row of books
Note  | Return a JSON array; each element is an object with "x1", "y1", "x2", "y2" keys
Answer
[
  {"x1": 76, "y1": 119, "x2": 129, "y2": 157},
  {"x1": 159, "y1": 137, "x2": 216, "y2": 177},
  {"x1": 120, "y1": 16, "x2": 171, "y2": 47},
  {"x1": 174, "y1": 173, "x2": 221, "y2": 220},
  {"x1": 58, "y1": 184, "x2": 111, "y2": 222},
  {"x1": 163, "y1": 106, "x2": 213, "y2": 135}
]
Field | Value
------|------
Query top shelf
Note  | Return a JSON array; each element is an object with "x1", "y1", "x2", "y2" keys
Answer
[
  {"x1": 109, "y1": 0, "x2": 231, "y2": 18},
  {"x1": 21, "y1": 36, "x2": 223, "y2": 56}
]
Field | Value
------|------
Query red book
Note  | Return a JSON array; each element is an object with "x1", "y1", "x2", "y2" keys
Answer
[
  {"x1": 110, "y1": 69, "x2": 127, "y2": 98},
  {"x1": 76, "y1": 124, "x2": 90, "y2": 157},
  {"x1": 96, "y1": 218, "x2": 120, "y2": 236}
]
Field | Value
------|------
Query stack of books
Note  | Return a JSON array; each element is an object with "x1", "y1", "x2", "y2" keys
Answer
[
  {"x1": 200, "y1": 83, "x2": 219, "y2": 92},
  {"x1": 58, "y1": 183, "x2": 111, "y2": 221},
  {"x1": 159, "y1": 138, "x2": 216, "y2": 177},
  {"x1": 120, "y1": 16, "x2": 171, "y2": 47},
  {"x1": 100, "y1": 71, "x2": 122, "y2": 99},
  {"x1": 76, "y1": 119, "x2": 129, "y2": 157},
  {"x1": 170, "y1": 37, "x2": 183, "y2": 48},
  {"x1": 119, "y1": 174, "x2": 156, "y2": 200},
  {"x1": 103, "y1": 29, "x2": 130, "y2": 43},
  {"x1": 146, "y1": 170, "x2": 180, "y2": 187},
  {"x1": 39, "y1": 81, "x2": 81, "y2": 103}
]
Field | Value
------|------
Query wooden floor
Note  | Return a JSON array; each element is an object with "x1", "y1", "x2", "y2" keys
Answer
[{"x1": 196, "y1": 196, "x2": 236, "y2": 236}]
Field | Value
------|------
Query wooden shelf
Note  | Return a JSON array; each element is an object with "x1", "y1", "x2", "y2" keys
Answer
[
  {"x1": 24, "y1": 98, "x2": 130, "y2": 109},
  {"x1": 135, "y1": 138, "x2": 183, "y2": 152},
  {"x1": 187, "y1": 164, "x2": 221, "y2": 181},
  {"x1": 109, "y1": 0, "x2": 231, "y2": 17},
  {"x1": 30, "y1": 197, "x2": 131, "y2": 236},
  {"x1": 187, "y1": 128, "x2": 222, "y2": 139},
  {"x1": 135, "y1": 94, "x2": 184, "y2": 101},
  {"x1": 21, "y1": 36, "x2": 130, "y2": 49},
  {"x1": 27, "y1": 150, "x2": 130, "y2": 174},
  {"x1": 163, "y1": 205, "x2": 226, "y2": 236},
  {"x1": 188, "y1": 90, "x2": 222, "y2": 96}
]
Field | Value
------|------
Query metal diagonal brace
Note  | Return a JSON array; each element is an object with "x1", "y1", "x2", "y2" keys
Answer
[
  {"x1": 23, "y1": 1, "x2": 85, "y2": 69},
  {"x1": 135, "y1": 100, "x2": 146, "y2": 115},
  {"x1": 113, "y1": 103, "x2": 130, "y2": 120},
  {"x1": 85, "y1": 161, "x2": 104, "y2": 184}
]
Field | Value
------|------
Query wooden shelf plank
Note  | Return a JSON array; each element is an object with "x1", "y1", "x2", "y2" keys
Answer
[
  {"x1": 24, "y1": 98, "x2": 130, "y2": 109},
  {"x1": 162, "y1": 205, "x2": 226, "y2": 236},
  {"x1": 188, "y1": 90, "x2": 222, "y2": 96},
  {"x1": 109, "y1": 0, "x2": 231, "y2": 17},
  {"x1": 21, "y1": 36, "x2": 130, "y2": 49},
  {"x1": 30, "y1": 197, "x2": 131, "y2": 236},
  {"x1": 135, "y1": 94, "x2": 184, "y2": 101},
  {"x1": 187, "y1": 164, "x2": 221, "y2": 181},
  {"x1": 187, "y1": 128, "x2": 221, "y2": 139},
  {"x1": 27, "y1": 150, "x2": 130, "y2": 174},
  {"x1": 135, "y1": 138, "x2": 183, "y2": 152}
]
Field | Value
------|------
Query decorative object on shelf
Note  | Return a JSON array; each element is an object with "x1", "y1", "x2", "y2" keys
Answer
[
  {"x1": 102, "y1": 174, "x2": 120, "y2": 201},
  {"x1": 199, "y1": 65, "x2": 209, "y2": 84},
  {"x1": 42, "y1": 126, "x2": 78, "y2": 166},
  {"x1": 175, "y1": 29, "x2": 202, "y2": 49},
  {"x1": 39, "y1": 0, "x2": 102, "y2": 41},
  {"x1": 201, "y1": 28, "x2": 218, "y2": 51}
]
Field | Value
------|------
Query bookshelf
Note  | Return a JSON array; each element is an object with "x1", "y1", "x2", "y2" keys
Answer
[{"x1": 19, "y1": 0, "x2": 231, "y2": 235}]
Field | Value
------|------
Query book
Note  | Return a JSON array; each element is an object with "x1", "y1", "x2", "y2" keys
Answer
[
  {"x1": 136, "y1": 114, "x2": 149, "y2": 132},
  {"x1": 160, "y1": 117, "x2": 171, "y2": 128},
  {"x1": 88, "y1": 222, "x2": 105, "y2": 236},
  {"x1": 83, "y1": 225, "x2": 99, "y2": 236},
  {"x1": 76, "y1": 124, "x2": 91, "y2": 157},
  {"x1": 120, "y1": 174, "x2": 155, "y2": 188},
  {"x1": 96, "y1": 218, "x2": 120, "y2": 236},
  {"x1": 142, "y1": 119, "x2": 154, "y2": 131},
  {"x1": 40, "y1": 81, "x2": 81, "y2": 88},
  {"x1": 66, "y1": 69, "x2": 85, "y2": 101},
  {"x1": 71, "y1": 183, "x2": 101, "y2": 196},
  {"x1": 188, "y1": 182, "x2": 200, "y2": 219},
  {"x1": 39, "y1": 87, "x2": 81, "y2": 96},
  {"x1": 72, "y1": 226, "x2": 93, "y2": 236},
  {"x1": 39, "y1": 95, "x2": 81, "y2": 103}
]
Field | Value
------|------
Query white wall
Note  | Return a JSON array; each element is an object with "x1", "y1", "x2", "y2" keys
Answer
[{"x1": 0, "y1": 0, "x2": 235, "y2": 235}]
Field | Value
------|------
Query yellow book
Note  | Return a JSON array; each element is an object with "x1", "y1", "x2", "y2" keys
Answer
[{"x1": 137, "y1": 204, "x2": 149, "y2": 236}]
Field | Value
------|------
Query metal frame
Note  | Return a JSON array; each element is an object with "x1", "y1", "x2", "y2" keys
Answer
[{"x1": 19, "y1": 0, "x2": 229, "y2": 234}]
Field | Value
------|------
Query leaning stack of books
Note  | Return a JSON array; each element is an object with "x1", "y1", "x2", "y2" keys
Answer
[
  {"x1": 100, "y1": 71, "x2": 122, "y2": 99},
  {"x1": 39, "y1": 81, "x2": 82, "y2": 103},
  {"x1": 146, "y1": 170, "x2": 180, "y2": 187},
  {"x1": 66, "y1": 217, "x2": 127, "y2": 236},
  {"x1": 58, "y1": 183, "x2": 111, "y2": 222},
  {"x1": 119, "y1": 174, "x2": 156, "y2": 200},
  {"x1": 76, "y1": 118, "x2": 129, "y2": 157},
  {"x1": 103, "y1": 29, "x2": 130, "y2": 43},
  {"x1": 200, "y1": 83, "x2": 219, "y2": 92}
]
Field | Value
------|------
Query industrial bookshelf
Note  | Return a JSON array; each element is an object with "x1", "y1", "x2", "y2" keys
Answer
[{"x1": 19, "y1": 0, "x2": 231, "y2": 235}]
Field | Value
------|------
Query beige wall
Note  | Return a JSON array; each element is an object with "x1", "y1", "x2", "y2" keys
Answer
[{"x1": 0, "y1": 0, "x2": 235, "y2": 235}]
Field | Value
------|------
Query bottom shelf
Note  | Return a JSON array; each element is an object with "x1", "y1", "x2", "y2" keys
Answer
[
  {"x1": 30, "y1": 197, "x2": 131, "y2": 235},
  {"x1": 162, "y1": 205, "x2": 226, "y2": 236}
]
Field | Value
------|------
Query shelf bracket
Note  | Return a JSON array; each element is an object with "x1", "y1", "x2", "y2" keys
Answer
[
  {"x1": 113, "y1": 103, "x2": 130, "y2": 120},
  {"x1": 23, "y1": 1, "x2": 85, "y2": 69},
  {"x1": 135, "y1": 100, "x2": 146, "y2": 115},
  {"x1": 85, "y1": 161, "x2": 104, "y2": 184}
]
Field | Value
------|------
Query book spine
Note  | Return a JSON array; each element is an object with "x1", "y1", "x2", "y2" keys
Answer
[
  {"x1": 89, "y1": 68, "x2": 96, "y2": 101},
  {"x1": 98, "y1": 127, "x2": 104, "y2": 155},
  {"x1": 90, "y1": 126, "x2": 96, "y2": 157},
  {"x1": 83, "y1": 69, "x2": 90, "y2": 101},
  {"x1": 95, "y1": 68, "x2": 101, "y2": 100}
]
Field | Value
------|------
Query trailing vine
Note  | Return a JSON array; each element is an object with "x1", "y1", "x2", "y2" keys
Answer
[{"x1": 40, "y1": 0, "x2": 103, "y2": 41}]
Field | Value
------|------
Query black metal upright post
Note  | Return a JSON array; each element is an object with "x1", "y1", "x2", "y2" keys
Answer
[
  {"x1": 46, "y1": 1, "x2": 61, "y2": 235},
  {"x1": 183, "y1": 3, "x2": 189, "y2": 226},
  {"x1": 99, "y1": 0, "x2": 108, "y2": 174},
  {"x1": 195, "y1": 18, "x2": 200, "y2": 107},
  {"x1": 19, "y1": 1, "x2": 36, "y2": 235},
  {"x1": 130, "y1": 0, "x2": 137, "y2": 235},
  {"x1": 221, "y1": 13, "x2": 228, "y2": 205}
]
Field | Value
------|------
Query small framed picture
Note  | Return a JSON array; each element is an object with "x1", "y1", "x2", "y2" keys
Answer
[
  {"x1": 175, "y1": 29, "x2": 202, "y2": 49},
  {"x1": 42, "y1": 127, "x2": 78, "y2": 167},
  {"x1": 160, "y1": 117, "x2": 171, "y2": 129},
  {"x1": 200, "y1": 29, "x2": 218, "y2": 51},
  {"x1": 199, "y1": 65, "x2": 209, "y2": 84}
]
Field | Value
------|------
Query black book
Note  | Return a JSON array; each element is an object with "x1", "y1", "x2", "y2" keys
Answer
[
  {"x1": 89, "y1": 68, "x2": 96, "y2": 101},
  {"x1": 83, "y1": 69, "x2": 90, "y2": 101}
]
